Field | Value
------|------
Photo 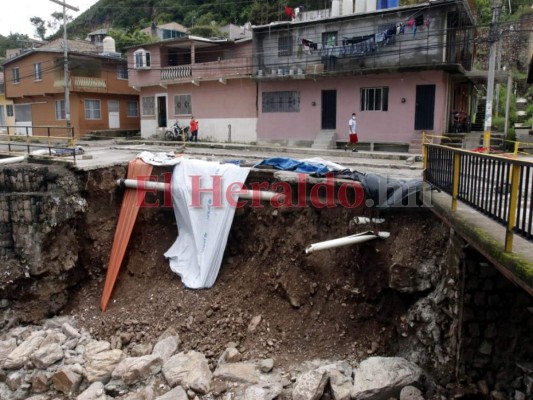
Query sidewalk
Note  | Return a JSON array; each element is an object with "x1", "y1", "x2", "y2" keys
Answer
[{"x1": 73, "y1": 139, "x2": 423, "y2": 179}]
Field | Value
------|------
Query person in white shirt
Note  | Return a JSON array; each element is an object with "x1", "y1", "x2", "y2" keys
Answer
[{"x1": 345, "y1": 113, "x2": 358, "y2": 152}]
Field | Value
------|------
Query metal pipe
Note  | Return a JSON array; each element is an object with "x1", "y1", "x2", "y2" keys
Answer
[
  {"x1": 0, "y1": 156, "x2": 26, "y2": 165},
  {"x1": 305, "y1": 231, "x2": 390, "y2": 254},
  {"x1": 117, "y1": 178, "x2": 282, "y2": 201}
]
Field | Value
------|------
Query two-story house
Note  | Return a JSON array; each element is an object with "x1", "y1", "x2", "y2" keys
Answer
[
  {"x1": 3, "y1": 38, "x2": 140, "y2": 138},
  {"x1": 252, "y1": 0, "x2": 476, "y2": 152},
  {"x1": 127, "y1": 35, "x2": 254, "y2": 142}
]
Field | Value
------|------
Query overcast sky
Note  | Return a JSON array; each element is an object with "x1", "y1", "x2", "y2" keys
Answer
[{"x1": 0, "y1": 0, "x2": 99, "y2": 38}]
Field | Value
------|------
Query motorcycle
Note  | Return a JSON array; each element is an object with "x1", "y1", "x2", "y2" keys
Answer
[{"x1": 164, "y1": 121, "x2": 190, "y2": 141}]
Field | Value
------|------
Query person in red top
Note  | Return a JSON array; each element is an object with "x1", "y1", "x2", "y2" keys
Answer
[{"x1": 190, "y1": 116, "x2": 199, "y2": 142}]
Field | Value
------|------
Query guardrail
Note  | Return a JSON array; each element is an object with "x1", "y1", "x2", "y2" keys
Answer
[
  {"x1": 423, "y1": 142, "x2": 533, "y2": 252},
  {"x1": 0, "y1": 125, "x2": 79, "y2": 162}
]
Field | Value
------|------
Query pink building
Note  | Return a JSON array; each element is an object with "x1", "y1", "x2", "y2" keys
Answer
[
  {"x1": 127, "y1": 1, "x2": 476, "y2": 153},
  {"x1": 127, "y1": 35, "x2": 256, "y2": 142},
  {"x1": 253, "y1": 1, "x2": 476, "y2": 152}
]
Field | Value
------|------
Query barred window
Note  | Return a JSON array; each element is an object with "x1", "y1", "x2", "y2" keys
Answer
[
  {"x1": 174, "y1": 94, "x2": 192, "y2": 115},
  {"x1": 262, "y1": 91, "x2": 300, "y2": 113},
  {"x1": 322, "y1": 31, "x2": 337, "y2": 47},
  {"x1": 12, "y1": 68, "x2": 19, "y2": 84},
  {"x1": 361, "y1": 87, "x2": 389, "y2": 111},
  {"x1": 34, "y1": 63, "x2": 42, "y2": 80},
  {"x1": 117, "y1": 65, "x2": 128, "y2": 80},
  {"x1": 84, "y1": 99, "x2": 101, "y2": 120},
  {"x1": 127, "y1": 100, "x2": 139, "y2": 117},
  {"x1": 142, "y1": 96, "x2": 155, "y2": 116},
  {"x1": 6, "y1": 105, "x2": 14, "y2": 117},
  {"x1": 134, "y1": 48, "x2": 151, "y2": 69},
  {"x1": 278, "y1": 36, "x2": 293, "y2": 57},
  {"x1": 55, "y1": 100, "x2": 66, "y2": 120}
]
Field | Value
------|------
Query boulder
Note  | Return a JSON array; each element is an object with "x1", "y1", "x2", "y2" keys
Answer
[{"x1": 351, "y1": 357, "x2": 423, "y2": 400}]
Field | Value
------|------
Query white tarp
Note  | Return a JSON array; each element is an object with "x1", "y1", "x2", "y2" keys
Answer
[
  {"x1": 137, "y1": 151, "x2": 184, "y2": 166},
  {"x1": 164, "y1": 158, "x2": 250, "y2": 288}
]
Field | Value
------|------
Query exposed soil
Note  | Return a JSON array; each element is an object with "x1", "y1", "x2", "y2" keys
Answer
[{"x1": 58, "y1": 166, "x2": 450, "y2": 371}]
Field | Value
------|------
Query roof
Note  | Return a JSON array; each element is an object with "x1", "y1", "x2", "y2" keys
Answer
[
  {"x1": 88, "y1": 28, "x2": 110, "y2": 36},
  {"x1": 140, "y1": 22, "x2": 189, "y2": 35},
  {"x1": 127, "y1": 34, "x2": 233, "y2": 51},
  {"x1": 38, "y1": 38, "x2": 99, "y2": 52},
  {"x1": 2, "y1": 41, "x2": 125, "y2": 66},
  {"x1": 252, "y1": 1, "x2": 469, "y2": 31}
]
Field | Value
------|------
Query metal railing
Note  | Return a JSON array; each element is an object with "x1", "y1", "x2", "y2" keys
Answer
[
  {"x1": 0, "y1": 125, "x2": 78, "y2": 162},
  {"x1": 424, "y1": 142, "x2": 533, "y2": 252}
]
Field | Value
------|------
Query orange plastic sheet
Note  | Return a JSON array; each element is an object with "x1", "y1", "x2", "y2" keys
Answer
[{"x1": 100, "y1": 159, "x2": 154, "y2": 311}]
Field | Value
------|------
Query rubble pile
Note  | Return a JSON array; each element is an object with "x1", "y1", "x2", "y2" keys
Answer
[{"x1": 0, "y1": 316, "x2": 427, "y2": 400}]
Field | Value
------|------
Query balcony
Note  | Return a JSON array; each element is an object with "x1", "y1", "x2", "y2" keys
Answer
[{"x1": 160, "y1": 57, "x2": 252, "y2": 83}]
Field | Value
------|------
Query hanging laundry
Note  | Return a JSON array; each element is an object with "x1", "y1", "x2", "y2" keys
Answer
[
  {"x1": 399, "y1": 23, "x2": 405, "y2": 34},
  {"x1": 425, "y1": 15, "x2": 430, "y2": 28},
  {"x1": 302, "y1": 38, "x2": 317, "y2": 50},
  {"x1": 406, "y1": 17, "x2": 415, "y2": 28},
  {"x1": 413, "y1": 25, "x2": 417, "y2": 38},
  {"x1": 285, "y1": 5, "x2": 295, "y2": 19}
]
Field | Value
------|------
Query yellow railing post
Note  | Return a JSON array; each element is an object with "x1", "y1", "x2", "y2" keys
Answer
[
  {"x1": 505, "y1": 163, "x2": 521, "y2": 252},
  {"x1": 484, "y1": 130, "x2": 490, "y2": 154},
  {"x1": 451, "y1": 152, "x2": 461, "y2": 212},
  {"x1": 513, "y1": 141, "x2": 519, "y2": 157}
]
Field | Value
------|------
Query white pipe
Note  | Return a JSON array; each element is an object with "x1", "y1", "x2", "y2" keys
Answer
[
  {"x1": 0, "y1": 155, "x2": 26, "y2": 165},
  {"x1": 117, "y1": 179, "x2": 282, "y2": 201},
  {"x1": 305, "y1": 230, "x2": 390, "y2": 254}
]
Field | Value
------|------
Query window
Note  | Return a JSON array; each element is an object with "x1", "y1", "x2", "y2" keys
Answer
[
  {"x1": 142, "y1": 96, "x2": 155, "y2": 116},
  {"x1": 262, "y1": 91, "x2": 300, "y2": 113},
  {"x1": 322, "y1": 31, "x2": 338, "y2": 47},
  {"x1": 278, "y1": 36, "x2": 293, "y2": 57},
  {"x1": 117, "y1": 65, "x2": 128, "y2": 80},
  {"x1": 34, "y1": 63, "x2": 42, "y2": 80},
  {"x1": 361, "y1": 87, "x2": 389, "y2": 111},
  {"x1": 127, "y1": 100, "x2": 139, "y2": 117},
  {"x1": 12, "y1": 68, "x2": 20, "y2": 83},
  {"x1": 134, "y1": 48, "x2": 151, "y2": 69},
  {"x1": 0, "y1": 106, "x2": 5, "y2": 127},
  {"x1": 174, "y1": 94, "x2": 192, "y2": 115},
  {"x1": 6, "y1": 105, "x2": 14, "y2": 117},
  {"x1": 55, "y1": 100, "x2": 66, "y2": 120},
  {"x1": 84, "y1": 99, "x2": 101, "y2": 120}
]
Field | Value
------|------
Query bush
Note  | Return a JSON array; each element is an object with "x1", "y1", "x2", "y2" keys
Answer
[{"x1": 492, "y1": 116, "x2": 505, "y2": 131}]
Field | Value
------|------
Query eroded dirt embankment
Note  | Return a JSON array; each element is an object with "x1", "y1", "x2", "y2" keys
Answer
[{"x1": 1, "y1": 163, "x2": 460, "y2": 388}]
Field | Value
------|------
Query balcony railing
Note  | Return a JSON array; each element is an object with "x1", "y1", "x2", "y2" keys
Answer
[
  {"x1": 71, "y1": 77, "x2": 107, "y2": 91},
  {"x1": 255, "y1": 24, "x2": 474, "y2": 79},
  {"x1": 54, "y1": 77, "x2": 107, "y2": 92},
  {"x1": 161, "y1": 58, "x2": 252, "y2": 82}
]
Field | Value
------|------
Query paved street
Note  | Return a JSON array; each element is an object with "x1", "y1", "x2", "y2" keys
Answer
[{"x1": 69, "y1": 139, "x2": 424, "y2": 180}]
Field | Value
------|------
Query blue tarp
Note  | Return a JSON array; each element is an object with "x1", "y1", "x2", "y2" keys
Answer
[
  {"x1": 255, "y1": 157, "x2": 424, "y2": 209},
  {"x1": 254, "y1": 157, "x2": 347, "y2": 175}
]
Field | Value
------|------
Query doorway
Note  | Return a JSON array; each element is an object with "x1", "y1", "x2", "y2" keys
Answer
[
  {"x1": 414, "y1": 84, "x2": 435, "y2": 130},
  {"x1": 321, "y1": 90, "x2": 337, "y2": 130},
  {"x1": 157, "y1": 96, "x2": 167, "y2": 128},
  {"x1": 108, "y1": 100, "x2": 120, "y2": 129}
]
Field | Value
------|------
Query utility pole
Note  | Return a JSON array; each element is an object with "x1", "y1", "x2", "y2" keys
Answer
[
  {"x1": 50, "y1": 0, "x2": 79, "y2": 139},
  {"x1": 483, "y1": 0, "x2": 502, "y2": 153}
]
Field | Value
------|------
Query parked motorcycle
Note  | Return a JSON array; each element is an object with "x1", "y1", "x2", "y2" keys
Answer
[{"x1": 164, "y1": 122, "x2": 190, "y2": 141}]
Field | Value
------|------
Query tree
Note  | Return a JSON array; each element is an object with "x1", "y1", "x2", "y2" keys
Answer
[
  {"x1": 30, "y1": 17, "x2": 47, "y2": 40},
  {"x1": 107, "y1": 29, "x2": 153, "y2": 54},
  {"x1": 0, "y1": 33, "x2": 32, "y2": 59},
  {"x1": 48, "y1": 11, "x2": 74, "y2": 34}
]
